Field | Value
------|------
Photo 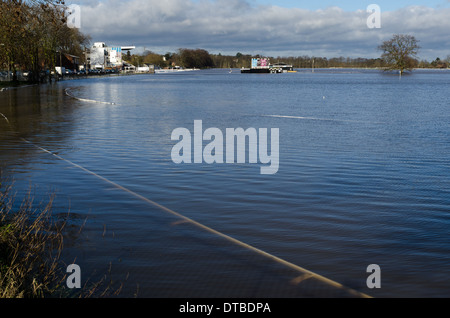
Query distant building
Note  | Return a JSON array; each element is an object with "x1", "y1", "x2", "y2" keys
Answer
[
  {"x1": 122, "y1": 62, "x2": 136, "y2": 73},
  {"x1": 56, "y1": 53, "x2": 81, "y2": 71},
  {"x1": 136, "y1": 64, "x2": 155, "y2": 73},
  {"x1": 88, "y1": 42, "x2": 107, "y2": 69},
  {"x1": 87, "y1": 42, "x2": 135, "y2": 70}
]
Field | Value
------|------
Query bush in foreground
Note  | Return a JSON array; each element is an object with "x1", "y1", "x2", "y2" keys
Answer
[
  {"x1": 0, "y1": 179, "x2": 124, "y2": 298},
  {"x1": 0, "y1": 180, "x2": 66, "y2": 298}
]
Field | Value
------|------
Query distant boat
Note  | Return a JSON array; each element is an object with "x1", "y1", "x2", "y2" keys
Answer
[
  {"x1": 241, "y1": 58, "x2": 295, "y2": 74},
  {"x1": 271, "y1": 63, "x2": 296, "y2": 73},
  {"x1": 241, "y1": 67, "x2": 270, "y2": 74},
  {"x1": 155, "y1": 67, "x2": 199, "y2": 74}
]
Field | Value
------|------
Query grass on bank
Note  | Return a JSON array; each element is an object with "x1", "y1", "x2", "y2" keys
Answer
[
  {"x1": 0, "y1": 181, "x2": 66, "y2": 298},
  {"x1": 0, "y1": 179, "x2": 125, "y2": 298}
]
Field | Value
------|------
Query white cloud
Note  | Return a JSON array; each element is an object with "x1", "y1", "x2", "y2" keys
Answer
[{"x1": 79, "y1": 0, "x2": 450, "y2": 59}]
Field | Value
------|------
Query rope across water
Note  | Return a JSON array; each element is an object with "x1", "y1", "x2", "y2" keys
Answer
[{"x1": 1, "y1": 90, "x2": 372, "y2": 298}]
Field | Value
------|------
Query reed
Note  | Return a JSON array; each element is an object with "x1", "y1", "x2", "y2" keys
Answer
[
  {"x1": 0, "y1": 176, "x2": 124, "y2": 298},
  {"x1": 0, "y1": 179, "x2": 63, "y2": 297}
]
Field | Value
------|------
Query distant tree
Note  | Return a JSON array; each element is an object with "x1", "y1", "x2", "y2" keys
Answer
[
  {"x1": 142, "y1": 51, "x2": 165, "y2": 66},
  {"x1": 431, "y1": 57, "x2": 448, "y2": 69},
  {"x1": 130, "y1": 54, "x2": 144, "y2": 67},
  {"x1": 162, "y1": 52, "x2": 171, "y2": 62},
  {"x1": 178, "y1": 48, "x2": 214, "y2": 69},
  {"x1": 378, "y1": 34, "x2": 420, "y2": 75},
  {"x1": 417, "y1": 59, "x2": 430, "y2": 68},
  {"x1": 430, "y1": 57, "x2": 440, "y2": 68}
]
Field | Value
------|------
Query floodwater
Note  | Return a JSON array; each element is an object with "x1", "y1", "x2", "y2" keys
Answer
[{"x1": 0, "y1": 69, "x2": 449, "y2": 298}]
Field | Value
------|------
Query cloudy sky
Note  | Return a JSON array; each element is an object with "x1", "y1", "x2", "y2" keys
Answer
[{"x1": 71, "y1": 0, "x2": 450, "y2": 60}]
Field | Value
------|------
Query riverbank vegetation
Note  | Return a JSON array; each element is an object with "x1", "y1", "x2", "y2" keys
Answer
[
  {"x1": 0, "y1": 0, "x2": 90, "y2": 83},
  {"x1": 0, "y1": 180, "x2": 67, "y2": 298},
  {"x1": 0, "y1": 176, "x2": 124, "y2": 298}
]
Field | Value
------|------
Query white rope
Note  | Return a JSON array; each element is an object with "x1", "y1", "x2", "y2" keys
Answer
[
  {"x1": 65, "y1": 88, "x2": 116, "y2": 105},
  {"x1": 21, "y1": 137, "x2": 371, "y2": 298}
]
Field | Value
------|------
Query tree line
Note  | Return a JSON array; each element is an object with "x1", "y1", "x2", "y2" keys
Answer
[
  {"x1": 127, "y1": 48, "x2": 216, "y2": 69},
  {"x1": 0, "y1": 0, "x2": 90, "y2": 82},
  {"x1": 127, "y1": 46, "x2": 449, "y2": 71}
]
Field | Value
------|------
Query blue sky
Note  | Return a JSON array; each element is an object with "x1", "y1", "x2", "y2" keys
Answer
[{"x1": 73, "y1": 0, "x2": 450, "y2": 60}]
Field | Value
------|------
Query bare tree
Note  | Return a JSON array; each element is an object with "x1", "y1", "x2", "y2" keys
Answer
[
  {"x1": 0, "y1": 0, "x2": 89, "y2": 82},
  {"x1": 378, "y1": 34, "x2": 420, "y2": 75},
  {"x1": 445, "y1": 55, "x2": 450, "y2": 67}
]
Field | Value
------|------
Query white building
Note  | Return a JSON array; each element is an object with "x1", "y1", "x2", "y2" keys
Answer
[{"x1": 88, "y1": 42, "x2": 135, "y2": 70}]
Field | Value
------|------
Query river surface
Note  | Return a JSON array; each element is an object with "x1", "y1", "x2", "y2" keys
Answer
[{"x1": 0, "y1": 69, "x2": 449, "y2": 298}]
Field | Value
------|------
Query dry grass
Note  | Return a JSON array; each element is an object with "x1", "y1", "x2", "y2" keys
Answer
[
  {"x1": 0, "y1": 180, "x2": 66, "y2": 298},
  {"x1": 0, "y1": 177, "x2": 125, "y2": 298}
]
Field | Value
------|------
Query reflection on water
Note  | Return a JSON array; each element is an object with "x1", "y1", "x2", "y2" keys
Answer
[{"x1": 1, "y1": 69, "x2": 450, "y2": 298}]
